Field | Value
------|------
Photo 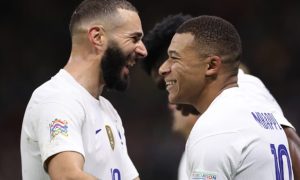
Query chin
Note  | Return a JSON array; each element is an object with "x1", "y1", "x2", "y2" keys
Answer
[{"x1": 168, "y1": 94, "x2": 178, "y2": 104}]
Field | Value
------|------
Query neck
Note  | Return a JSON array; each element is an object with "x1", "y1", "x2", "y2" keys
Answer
[
  {"x1": 183, "y1": 129, "x2": 192, "y2": 140},
  {"x1": 64, "y1": 46, "x2": 105, "y2": 98},
  {"x1": 194, "y1": 73, "x2": 238, "y2": 114}
]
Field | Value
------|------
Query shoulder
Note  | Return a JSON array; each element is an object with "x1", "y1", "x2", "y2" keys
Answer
[
  {"x1": 187, "y1": 88, "x2": 258, "y2": 143},
  {"x1": 29, "y1": 70, "x2": 85, "y2": 109},
  {"x1": 27, "y1": 84, "x2": 85, "y2": 122},
  {"x1": 206, "y1": 88, "x2": 244, "y2": 114},
  {"x1": 99, "y1": 96, "x2": 122, "y2": 122},
  {"x1": 238, "y1": 69, "x2": 264, "y2": 87},
  {"x1": 99, "y1": 96, "x2": 117, "y2": 112}
]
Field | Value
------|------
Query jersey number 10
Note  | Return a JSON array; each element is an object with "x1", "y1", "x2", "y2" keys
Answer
[
  {"x1": 270, "y1": 144, "x2": 292, "y2": 180},
  {"x1": 111, "y1": 168, "x2": 121, "y2": 180}
]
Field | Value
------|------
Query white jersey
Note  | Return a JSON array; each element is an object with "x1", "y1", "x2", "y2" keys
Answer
[
  {"x1": 21, "y1": 69, "x2": 138, "y2": 180},
  {"x1": 186, "y1": 87, "x2": 293, "y2": 180},
  {"x1": 238, "y1": 69, "x2": 294, "y2": 128},
  {"x1": 178, "y1": 150, "x2": 188, "y2": 180},
  {"x1": 178, "y1": 70, "x2": 295, "y2": 180}
]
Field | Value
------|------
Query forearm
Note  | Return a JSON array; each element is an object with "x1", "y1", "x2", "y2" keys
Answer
[
  {"x1": 284, "y1": 127, "x2": 300, "y2": 179},
  {"x1": 47, "y1": 152, "x2": 98, "y2": 180},
  {"x1": 49, "y1": 170, "x2": 98, "y2": 180},
  {"x1": 289, "y1": 140, "x2": 300, "y2": 180}
]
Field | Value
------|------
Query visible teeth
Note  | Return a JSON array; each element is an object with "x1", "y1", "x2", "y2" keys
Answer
[
  {"x1": 127, "y1": 60, "x2": 135, "y2": 67},
  {"x1": 126, "y1": 63, "x2": 134, "y2": 68},
  {"x1": 166, "y1": 80, "x2": 176, "y2": 86}
]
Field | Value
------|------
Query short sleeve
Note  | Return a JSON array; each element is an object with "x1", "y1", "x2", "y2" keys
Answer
[
  {"x1": 186, "y1": 132, "x2": 242, "y2": 180},
  {"x1": 36, "y1": 96, "x2": 86, "y2": 166}
]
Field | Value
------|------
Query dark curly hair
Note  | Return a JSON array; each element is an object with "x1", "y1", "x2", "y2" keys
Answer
[{"x1": 142, "y1": 13, "x2": 192, "y2": 75}]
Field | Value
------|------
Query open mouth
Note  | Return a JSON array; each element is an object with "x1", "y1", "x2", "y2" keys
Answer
[
  {"x1": 165, "y1": 80, "x2": 177, "y2": 90},
  {"x1": 126, "y1": 59, "x2": 136, "y2": 68},
  {"x1": 122, "y1": 60, "x2": 136, "y2": 76}
]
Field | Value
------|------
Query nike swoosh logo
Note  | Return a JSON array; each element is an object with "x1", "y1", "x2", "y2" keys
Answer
[{"x1": 95, "y1": 129, "x2": 102, "y2": 134}]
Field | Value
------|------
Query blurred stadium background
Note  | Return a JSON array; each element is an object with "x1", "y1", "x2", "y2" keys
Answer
[{"x1": 1, "y1": 0, "x2": 300, "y2": 179}]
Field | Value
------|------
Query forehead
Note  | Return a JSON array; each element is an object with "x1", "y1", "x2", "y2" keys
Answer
[
  {"x1": 168, "y1": 33, "x2": 195, "y2": 55},
  {"x1": 113, "y1": 8, "x2": 143, "y2": 35}
]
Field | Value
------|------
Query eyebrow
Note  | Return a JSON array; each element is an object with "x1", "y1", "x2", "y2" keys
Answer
[{"x1": 130, "y1": 32, "x2": 143, "y2": 39}]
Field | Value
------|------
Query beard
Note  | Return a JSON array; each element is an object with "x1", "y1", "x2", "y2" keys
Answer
[{"x1": 101, "y1": 41, "x2": 129, "y2": 91}]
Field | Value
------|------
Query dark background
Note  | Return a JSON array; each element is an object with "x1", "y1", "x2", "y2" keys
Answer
[{"x1": 1, "y1": 0, "x2": 300, "y2": 179}]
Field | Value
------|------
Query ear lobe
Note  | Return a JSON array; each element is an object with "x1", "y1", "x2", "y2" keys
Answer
[
  {"x1": 88, "y1": 25, "x2": 105, "y2": 49},
  {"x1": 205, "y1": 56, "x2": 221, "y2": 76}
]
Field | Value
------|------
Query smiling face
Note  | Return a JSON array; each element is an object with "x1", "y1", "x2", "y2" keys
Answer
[
  {"x1": 159, "y1": 33, "x2": 209, "y2": 105},
  {"x1": 102, "y1": 8, "x2": 147, "y2": 91}
]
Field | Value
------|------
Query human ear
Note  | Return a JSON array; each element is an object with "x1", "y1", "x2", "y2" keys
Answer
[
  {"x1": 205, "y1": 55, "x2": 221, "y2": 76},
  {"x1": 87, "y1": 25, "x2": 106, "y2": 50}
]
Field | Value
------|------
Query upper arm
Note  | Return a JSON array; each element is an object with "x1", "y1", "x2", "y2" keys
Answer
[
  {"x1": 283, "y1": 127, "x2": 300, "y2": 180},
  {"x1": 35, "y1": 97, "x2": 86, "y2": 173}
]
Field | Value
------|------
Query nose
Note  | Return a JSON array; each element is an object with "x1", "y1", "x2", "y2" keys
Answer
[
  {"x1": 159, "y1": 59, "x2": 171, "y2": 76},
  {"x1": 135, "y1": 41, "x2": 148, "y2": 59}
]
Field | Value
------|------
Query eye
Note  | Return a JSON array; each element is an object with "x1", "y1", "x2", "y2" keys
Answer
[
  {"x1": 168, "y1": 51, "x2": 181, "y2": 61},
  {"x1": 170, "y1": 56, "x2": 180, "y2": 61},
  {"x1": 131, "y1": 36, "x2": 140, "y2": 43}
]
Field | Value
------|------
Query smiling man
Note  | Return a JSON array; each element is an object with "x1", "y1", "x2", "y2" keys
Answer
[
  {"x1": 20, "y1": 0, "x2": 147, "y2": 179},
  {"x1": 159, "y1": 15, "x2": 294, "y2": 179}
]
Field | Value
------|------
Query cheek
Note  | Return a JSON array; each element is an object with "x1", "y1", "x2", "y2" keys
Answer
[
  {"x1": 185, "y1": 67, "x2": 205, "y2": 85},
  {"x1": 171, "y1": 65, "x2": 185, "y2": 81},
  {"x1": 125, "y1": 45, "x2": 136, "y2": 55},
  {"x1": 174, "y1": 120, "x2": 183, "y2": 130},
  {"x1": 119, "y1": 44, "x2": 133, "y2": 57},
  {"x1": 175, "y1": 67, "x2": 194, "y2": 89}
]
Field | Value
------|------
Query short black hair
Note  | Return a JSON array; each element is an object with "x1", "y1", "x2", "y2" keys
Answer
[
  {"x1": 142, "y1": 13, "x2": 192, "y2": 75},
  {"x1": 177, "y1": 15, "x2": 242, "y2": 64},
  {"x1": 69, "y1": 0, "x2": 137, "y2": 36}
]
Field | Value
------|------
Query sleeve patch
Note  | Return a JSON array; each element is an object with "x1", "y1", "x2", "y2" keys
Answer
[
  {"x1": 191, "y1": 170, "x2": 217, "y2": 180},
  {"x1": 49, "y1": 119, "x2": 69, "y2": 141}
]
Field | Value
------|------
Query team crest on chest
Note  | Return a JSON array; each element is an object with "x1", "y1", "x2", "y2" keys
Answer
[{"x1": 105, "y1": 125, "x2": 115, "y2": 150}]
